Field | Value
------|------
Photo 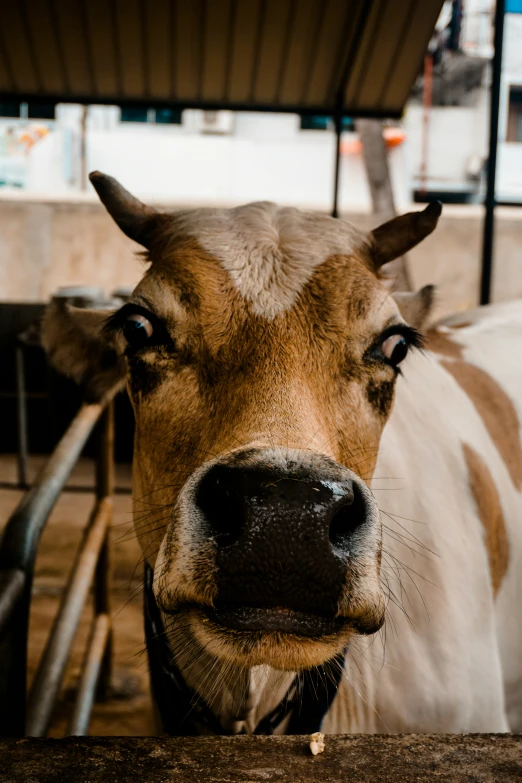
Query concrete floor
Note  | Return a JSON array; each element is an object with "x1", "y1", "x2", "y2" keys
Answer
[{"x1": 0, "y1": 456, "x2": 156, "y2": 737}]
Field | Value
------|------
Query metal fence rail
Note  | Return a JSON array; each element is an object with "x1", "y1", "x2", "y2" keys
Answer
[{"x1": 0, "y1": 402, "x2": 114, "y2": 738}]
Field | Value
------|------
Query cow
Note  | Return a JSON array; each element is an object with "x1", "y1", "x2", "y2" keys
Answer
[{"x1": 42, "y1": 172, "x2": 522, "y2": 735}]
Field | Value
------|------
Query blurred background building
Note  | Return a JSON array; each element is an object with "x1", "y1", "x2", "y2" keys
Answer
[
  {"x1": 1, "y1": 1, "x2": 521, "y2": 207},
  {"x1": 3, "y1": 1, "x2": 522, "y2": 312},
  {"x1": 2, "y1": 0, "x2": 522, "y2": 455}
]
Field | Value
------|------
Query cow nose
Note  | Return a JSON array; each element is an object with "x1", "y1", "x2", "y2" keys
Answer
[
  {"x1": 195, "y1": 464, "x2": 371, "y2": 614},
  {"x1": 196, "y1": 464, "x2": 364, "y2": 550},
  {"x1": 195, "y1": 464, "x2": 250, "y2": 548}
]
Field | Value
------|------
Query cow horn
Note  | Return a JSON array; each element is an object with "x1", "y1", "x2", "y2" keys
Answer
[
  {"x1": 89, "y1": 171, "x2": 159, "y2": 248},
  {"x1": 370, "y1": 202, "x2": 442, "y2": 268}
]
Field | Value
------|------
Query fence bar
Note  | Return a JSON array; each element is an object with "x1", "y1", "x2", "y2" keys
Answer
[
  {"x1": 0, "y1": 570, "x2": 25, "y2": 636},
  {"x1": 68, "y1": 613, "x2": 110, "y2": 736},
  {"x1": 15, "y1": 343, "x2": 29, "y2": 489},
  {"x1": 0, "y1": 569, "x2": 27, "y2": 737},
  {"x1": 331, "y1": 113, "x2": 342, "y2": 218},
  {"x1": 96, "y1": 403, "x2": 114, "y2": 501},
  {"x1": 0, "y1": 403, "x2": 104, "y2": 737},
  {"x1": 26, "y1": 497, "x2": 112, "y2": 737},
  {"x1": 479, "y1": 0, "x2": 505, "y2": 305},
  {"x1": 0, "y1": 404, "x2": 103, "y2": 573},
  {"x1": 94, "y1": 404, "x2": 114, "y2": 700}
]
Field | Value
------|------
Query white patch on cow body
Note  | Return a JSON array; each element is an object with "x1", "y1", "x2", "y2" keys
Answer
[
  {"x1": 173, "y1": 202, "x2": 365, "y2": 319},
  {"x1": 145, "y1": 292, "x2": 522, "y2": 734}
]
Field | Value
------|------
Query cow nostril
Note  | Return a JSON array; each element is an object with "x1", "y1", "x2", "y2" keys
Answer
[
  {"x1": 196, "y1": 466, "x2": 244, "y2": 547},
  {"x1": 329, "y1": 484, "x2": 366, "y2": 554}
]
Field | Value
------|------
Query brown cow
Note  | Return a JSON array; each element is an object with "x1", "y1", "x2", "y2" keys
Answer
[{"x1": 43, "y1": 173, "x2": 522, "y2": 734}]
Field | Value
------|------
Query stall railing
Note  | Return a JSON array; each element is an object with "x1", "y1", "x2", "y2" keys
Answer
[{"x1": 0, "y1": 402, "x2": 114, "y2": 737}]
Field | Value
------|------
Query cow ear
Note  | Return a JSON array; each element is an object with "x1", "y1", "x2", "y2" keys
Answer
[
  {"x1": 393, "y1": 285, "x2": 436, "y2": 330},
  {"x1": 370, "y1": 202, "x2": 442, "y2": 267},
  {"x1": 42, "y1": 301, "x2": 127, "y2": 403},
  {"x1": 89, "y1": 171, "x2": 161, "y2": 249}
]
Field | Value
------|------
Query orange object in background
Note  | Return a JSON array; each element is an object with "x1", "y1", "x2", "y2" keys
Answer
[
  {"x1": 383, "y1": 127, "x2": 406, "y2": 147},
  {"x1": 18, "y1": 125, "x2": 49, "y2": 153},
  {"x1": 340, "y1": 127, "x2": 406, "y2": 156}
]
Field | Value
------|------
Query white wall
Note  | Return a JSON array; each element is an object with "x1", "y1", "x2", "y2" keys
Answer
[
  {"x1": 1, "y1": 104, "x2": 409, "y2": 210},
  {"x1": 75, "y1": 114, "x2": 409, "y2": 211},
  {"x1": 461, "y1": 0, "x2": 494, "y2": 57},
  {"x1": 497, "y1": 143, "x2": 522, "y2": 198},
  {"x1": 404, "y1": 101, "x2": 488, "y2": 192},
  {"x1": 5, "y1": 196, "x2": 522, "y2": 324},
  {"x1": 503, "y1": 13, "x2": 522, "y2": 82},
  {"x1": 26, "y1": 129, "x2": 74, "y2": 194},
  {"x1": 402, "y1": 11, "x2": 522, "y2": 198},
  {"x1": 495, "y1": 14, "x2": 522, "y2": 198}
]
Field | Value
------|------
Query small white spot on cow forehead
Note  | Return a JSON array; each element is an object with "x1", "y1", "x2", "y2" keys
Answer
[{"x1": 174, "y1": 202, "x2": 364, "y2": 319}]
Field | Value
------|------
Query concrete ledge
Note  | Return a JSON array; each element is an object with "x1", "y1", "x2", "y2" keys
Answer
[
  {"x1": 0, "y1": 734, "x2": 521, "y2": 782},
  {"x1": 3, "y1": 194, "x2": 522, "y2": 314}
]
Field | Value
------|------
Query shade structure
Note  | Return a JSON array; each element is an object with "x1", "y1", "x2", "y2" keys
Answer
[{"x1": 0, "y1": 0, "x2": 443, "y2": 117}]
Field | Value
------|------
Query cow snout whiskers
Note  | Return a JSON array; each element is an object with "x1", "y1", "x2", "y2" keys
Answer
[
  {"x1": 154, "y1": 448, "x2": 385, "y2": 669},
  {"x1": 194, "y1": 454, "x2": 376, "y2": 620}
]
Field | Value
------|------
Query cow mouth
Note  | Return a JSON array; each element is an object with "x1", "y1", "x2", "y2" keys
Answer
[{"x1": 202, "y1": 604, "x2": 347, "y2": 638}]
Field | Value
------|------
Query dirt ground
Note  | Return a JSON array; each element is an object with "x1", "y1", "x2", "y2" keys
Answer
[{"x1": 0, "y1": 455, "x2": 156, "y2": 737}]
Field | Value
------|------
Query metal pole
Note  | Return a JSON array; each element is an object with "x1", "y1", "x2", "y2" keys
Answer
[
  {"x1": 419, "y1": 53, "x2": 433, "y2": 198},
  {"x1": 0, "y1": 402, "x2": 106, "y2": 737},
  {"x1": 69, "y1": 613, "x2": 110, "y2": 735},
  {"x1": 0, "y1": 569, "x2": 28, "y2": 737},
  {"x1": 94, "y1": 403, "x2": 114, "y2": 701},
  {"x1": 0, "y1": 570, "x2": 25, "y2": 635},
  {"x1": 0, "y1": 583, "x2": 30, "y2": 736},
  {"x1": 26, "y1": 498, "x2": 112, "y2": 736},
  {"x1": 480, "y1": 0, "x2": 505, "y2": 306},
  {"x1": 0, "y1": 404, "x2": 103, "y2": 571},
  {"x1": 80, "y1": 105, "x2": 88, "y2": 191},
  {"x1": 15, "y1": 343, "x2": 29, "y2": 489},
  {"x1": 331, "y1": 112, "x2": 342, "y2": 218},
  {"x1": 95, "y1": 403, "x2": 114, "y2": 500}
]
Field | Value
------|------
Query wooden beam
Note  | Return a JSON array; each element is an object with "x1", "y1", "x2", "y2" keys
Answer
[
  {"x1": 356, "y1": 118, "x2": 412, "y2": 292},
  {"x1": 0, "y1": 735, "x2": 520, "y2": 782}
]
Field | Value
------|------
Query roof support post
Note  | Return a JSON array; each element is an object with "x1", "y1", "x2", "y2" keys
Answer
[
  {"x1": 480, "y1": 0, "x2": 505, "y2": 306},
  {"x1": 356, "y1": 118, "x2": 412, "y2": 292},
  {"x1": 331, "y1": 110, "x2": 342, "y2": 218}
]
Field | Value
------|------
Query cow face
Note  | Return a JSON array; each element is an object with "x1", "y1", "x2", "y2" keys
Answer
[{"x1": 43, "y1": 173, "x2": 440, "y2": 672}]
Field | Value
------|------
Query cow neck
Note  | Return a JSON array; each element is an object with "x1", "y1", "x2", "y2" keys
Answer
[{"x1": 143, "y1": 562, "x2": 346, "y2": 735}]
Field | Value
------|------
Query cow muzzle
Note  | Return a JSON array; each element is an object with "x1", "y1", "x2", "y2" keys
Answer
[{"x1": 154, "y1": 448, "x2": 385, "y2": 669}]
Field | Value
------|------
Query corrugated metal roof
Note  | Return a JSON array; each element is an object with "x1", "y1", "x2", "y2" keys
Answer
[{"x1": 0, "y1": 0, "x2": 443, "y2": 117}]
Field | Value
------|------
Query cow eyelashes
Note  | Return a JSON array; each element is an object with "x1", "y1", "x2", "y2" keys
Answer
[{"x1": 370, "y1": 324, "x2": 423, "y2": 370}]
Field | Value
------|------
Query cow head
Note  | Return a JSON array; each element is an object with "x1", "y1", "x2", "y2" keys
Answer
[{"x1": 43, "y1": 173, "x2": 440, "y2": 672}]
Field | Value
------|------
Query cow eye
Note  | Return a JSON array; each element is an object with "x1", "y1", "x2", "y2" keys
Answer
[
  {"x1": 381, "y1": 334, "x2": 409, "y2": 366},
  {"x1": 122, "y1": 313, "x2": 153, "y2": 347}
]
